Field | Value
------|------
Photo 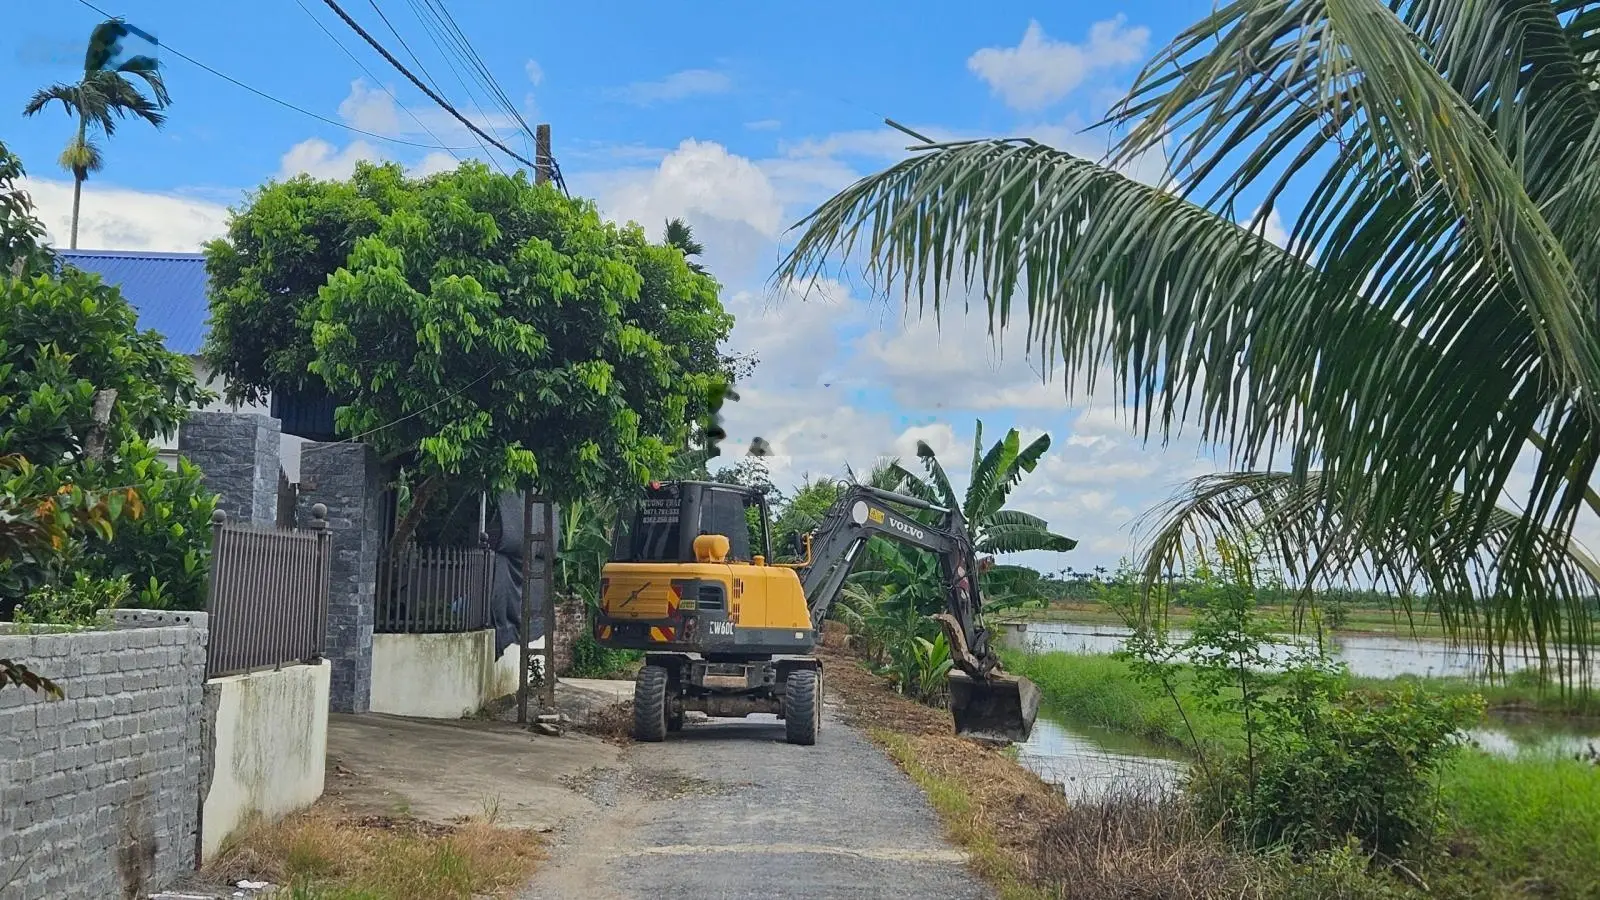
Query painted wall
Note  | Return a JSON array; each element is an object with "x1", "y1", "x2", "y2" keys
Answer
[
  {"x1": 371, "y1": 631, "x2": 542, "y2": 718},
  {"x1": 200, "y1": 661, "x2": 330, "y2": 862}
]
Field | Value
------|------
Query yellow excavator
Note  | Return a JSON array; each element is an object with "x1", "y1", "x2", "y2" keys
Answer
[{"x1": 593, "y1": 479, "x2": 1040, "y2": 745}]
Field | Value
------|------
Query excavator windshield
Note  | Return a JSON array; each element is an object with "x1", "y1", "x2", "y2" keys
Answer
[{"x1": 611, "y1": 482, "x2": 768, "y2": 563}]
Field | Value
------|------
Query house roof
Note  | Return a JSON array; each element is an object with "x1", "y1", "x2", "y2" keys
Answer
[{"x1": 57, "y1": 249, "x2": 209, "y2": 356}]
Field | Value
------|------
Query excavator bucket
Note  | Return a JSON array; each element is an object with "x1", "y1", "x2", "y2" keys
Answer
[{"x1": 948, "y1": 670, "x2": 1039, "y2": 743}]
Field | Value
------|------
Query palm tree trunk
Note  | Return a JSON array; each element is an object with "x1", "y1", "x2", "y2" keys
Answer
[
  {"x1": 69, "y1": 176, "x2": 82, "y2": 250},
  {"x1": 69, "y1": 115, "x2": 87, "y2": 250}
]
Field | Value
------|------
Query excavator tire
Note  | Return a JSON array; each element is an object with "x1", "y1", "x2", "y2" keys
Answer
[
  {"x1": 784, "y1": 670, "x2": 820, "y2": 746},
  {"x1": 634, "y1": 665, "x2": 669, "y2": 742}
]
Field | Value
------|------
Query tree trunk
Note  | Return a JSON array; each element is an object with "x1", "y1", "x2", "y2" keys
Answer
[
  {"x1": 387, "y1": 474, "x2": 445, "y2": 563},
  {"x1": 69, "y1": 115, "x2": 87, "y2": 250},
  {"x1": 69, "y1": 176, "x2": 83, "y2": 250}
]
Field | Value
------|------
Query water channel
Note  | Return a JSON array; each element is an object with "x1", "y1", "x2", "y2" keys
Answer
[{"x1": 1002, "y1": 622, "x2": 1600, "y2": 800}]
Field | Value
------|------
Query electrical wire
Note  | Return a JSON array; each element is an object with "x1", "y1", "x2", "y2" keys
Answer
[
  {"x1": 361, "y1": 0, "x2": 507, "y2": 174},
  {"x1": 290, "y1": 0, "x2": 461, "y2": 164},
  {"x1": 70, "y1": 0, "x2": 475, "y2": 152},
  {"x1": 317, "y1": 0, "x2": 539, "y2": 170}
]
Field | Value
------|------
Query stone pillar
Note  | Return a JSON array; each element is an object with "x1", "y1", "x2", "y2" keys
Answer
[
  {"x1": 179, "y1": 411, "x2": 282, "y2": 527},
  {"x1": 296, "y1": 442, "x2": 384, "y2": 714}
]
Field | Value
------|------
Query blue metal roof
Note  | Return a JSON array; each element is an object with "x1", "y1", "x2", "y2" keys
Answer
[{"x1": 56, "y1": 249, "x2": 209, "y2": 355}]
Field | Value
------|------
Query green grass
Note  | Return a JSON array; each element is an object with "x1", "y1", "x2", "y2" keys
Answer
[
  {"x1": 1435, "y1": 752, "x2": 1600, "y2": 899},
  {"x1": 1005, "y1": 648, "x2": 1600, "y2": 899},
  {"x1": 1000, "y1": 650, "x2": 1238, "y2": 754}
]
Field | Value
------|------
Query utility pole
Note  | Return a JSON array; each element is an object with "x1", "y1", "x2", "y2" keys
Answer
[
  {"x1": 542, "y1": 499, "x2": 558, "y2": 707},
  {"x1": 517, "y1": 492, "x2": 535, "y2": 724},
  {"x1": 535, "y1": 123, "x2": 552, "y2": 185}
]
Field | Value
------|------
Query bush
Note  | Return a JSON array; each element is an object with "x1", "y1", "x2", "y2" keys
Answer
[
  {"x1": 14, "y1": 572, "x2": 130, "y2": 626},
  {"x1": 1125, "y1": 539, "x2": 1482, "y2": 860},
  {"x1": 567, "y1": 630, "x2": 641, "y2": 679}
]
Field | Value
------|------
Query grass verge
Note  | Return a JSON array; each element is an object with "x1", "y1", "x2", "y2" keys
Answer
[{"x1": 205, "y1": 807, "x2": 543, "y2": 899}]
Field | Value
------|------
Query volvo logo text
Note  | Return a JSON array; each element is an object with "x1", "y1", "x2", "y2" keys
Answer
[{"x1": 887, "y1": 517, "x2": 925, "y2": 541}]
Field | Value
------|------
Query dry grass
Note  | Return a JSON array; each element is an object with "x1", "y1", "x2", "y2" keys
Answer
[
  {"x1": 822, "y1": 645, "x2": 1292, "y2": 900},
  {"x1": 570, "y1": 698, "x2": 635, "y2": 744},
  {"x1": 205, "y1": 806, "x2": 544, "y2": 899},
  {"x1": 1035, "y1": 786, "x2": 1273, "y2": 900}
]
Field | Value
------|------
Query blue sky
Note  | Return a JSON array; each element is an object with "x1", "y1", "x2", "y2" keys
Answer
[{"x1": 3, "y1": 0, "x2": 1237, "y2": 572}]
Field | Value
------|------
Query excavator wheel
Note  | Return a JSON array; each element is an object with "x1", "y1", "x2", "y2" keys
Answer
[
  {"x1": 634, "y1": 665, "x2": 670, "y2": 742},
  {"x1": 783, "y1": 670, "x2": 821, "y2": 746}
]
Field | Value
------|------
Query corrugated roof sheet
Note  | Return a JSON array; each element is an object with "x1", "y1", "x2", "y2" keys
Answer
[{"x1": 57, "y1": 249, "x2": 209, "y2": 355}]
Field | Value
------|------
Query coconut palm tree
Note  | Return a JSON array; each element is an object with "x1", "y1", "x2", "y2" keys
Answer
[
  {"x1": 23, "y1": 19, "x2": 170, "y2": 249},
  {"x1": 778, "y1": 0, "x2": 1600, "y2": 668}
]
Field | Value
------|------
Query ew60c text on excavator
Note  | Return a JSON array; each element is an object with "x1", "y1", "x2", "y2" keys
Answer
[{"x1": 593, "y1": 479, "x2": 1040, "y2": 745}]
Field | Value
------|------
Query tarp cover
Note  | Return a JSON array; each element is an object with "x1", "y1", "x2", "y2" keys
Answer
[{"x1": 485, "y1": 492, "x2": 559, "y2": 658}]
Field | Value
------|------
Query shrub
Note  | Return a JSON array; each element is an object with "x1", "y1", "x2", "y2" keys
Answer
[
  {"x1": 14, "y1": 571, "x2": 130, "y2": 626},
  {"x1": 566, "y1": 630, "x2": 641, "y2": 679},
  {"x1": 1126, "y1": 539, "x2": 1482, "y2": 860}
]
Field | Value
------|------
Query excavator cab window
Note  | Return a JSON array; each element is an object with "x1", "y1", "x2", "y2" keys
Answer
[{"x1": 611, "y1": 482, "x2": 771, "y2": 564}]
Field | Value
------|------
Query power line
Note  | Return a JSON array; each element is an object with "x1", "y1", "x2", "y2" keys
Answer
[
  {"x1": 70, "y1": 0, "x2": 474, "y2": 152},
  {"x1": 290, "y1": 0, "x2": 461, "y2": 164},
  {"x1": 317, "y1": 0, "x2": 539, "y2": 170}
]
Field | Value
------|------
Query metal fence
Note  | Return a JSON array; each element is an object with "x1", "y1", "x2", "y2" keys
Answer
[
  {"x1": 206, "y1": 504, "x2": 331, "y2": 679},
  {"x1": 375, "y1": 543, "x2": 495, "y2": 633}
]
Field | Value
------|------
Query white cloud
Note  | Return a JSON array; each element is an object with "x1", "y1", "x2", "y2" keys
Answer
[
  {"x1": 337, "y1": 80, "x2": 401, "y2": 135},
  {"x1": 21, "y1": 177, "x2": 231, "y2": 252},
  {"x1": 968, "y1": 17, "x2": 1149, "y2": 111},
  {"x1": 594, "y1": 139, "x2": 783, "y2": 239},
  {"x1": 278, "y1": 137, "x2": 383, "y2": 180},
  {"x1": 610, "y1": 69, "x2": 732, "y2": 105},
  {"x1": 1252, "y1": 206, "x2": 1290, "y2": 248},
  {"x1": 524, "y1": 59, "x2": 544, "y2": 86}
]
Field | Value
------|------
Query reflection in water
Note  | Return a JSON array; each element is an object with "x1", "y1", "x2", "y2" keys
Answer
[
  {"x1": 1016, "y1": 710, "x2": 1184, "y2": 801},
  {"x1": 1006, "y1": 623, "x2": 1600, "y2": 681},
  {"x1": 1007, "y1": 626, "x2": 1600, "y2": 793}
]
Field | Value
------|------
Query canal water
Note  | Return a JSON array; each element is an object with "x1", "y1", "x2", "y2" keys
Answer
[{"x1": 1004, "y1": 622, "x2": 1600, "y2": 799}]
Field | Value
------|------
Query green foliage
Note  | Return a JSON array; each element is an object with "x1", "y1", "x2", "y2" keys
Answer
[
  {"x1": 14, "y1": 571, "x2": 129, "y2": 626},
  {"x1": 889, "y1": 419, "x2": 1077, "y2": 556},
  {"x1": 1121, "y1": 540, "x2": 1483, "y2": 860},
  {"x1": 566, "y1": 630, "x2": 642, "y2": 679},
  {"x1": 778, "y1": 0, "x2": 1600, "y2": 671},
  {"x1": 0, "y1": 141, "x2": 51, "y2": 277},
  {"x1": 0, "y1": 202, "x2": 216, "y2": 611},
  {"x1": 771, "y1": 476, "x2": 840, "y2": 561},
  {"x1": 205, "y1": 162, "x2": 735, "y2": 510},
  {"x1": 834, "y1": 584, "x2": 954, "y2": 704}
]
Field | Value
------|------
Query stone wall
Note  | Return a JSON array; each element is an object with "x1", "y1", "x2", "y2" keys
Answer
[
  {"x1": 0, "y1": 611, "x2": 209, "y2": 900},
  {"x1": 179, "y1": 411, "x2": 282, "y2": 527},
  {"x1": 553, "y1": 595, "x2": 587, "y2": 676},
  {"x1": 296, "y1": 442, "x2": 384, "y2": 713}
]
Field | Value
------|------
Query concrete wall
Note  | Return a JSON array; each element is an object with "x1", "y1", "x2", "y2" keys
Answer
[
  {"x1": 0, "y1": 611, "x2": 209, "y2": 900},
  {"x1": 200, "y1": 662, "x2": 330, "y2": 862},
  {"x1": 371, "y1": 631, "x2": 538, "y2": 718}
]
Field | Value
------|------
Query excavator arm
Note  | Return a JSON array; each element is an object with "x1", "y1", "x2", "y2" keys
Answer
[{"x1": 795, "y1": 484, "x2": 1039, "y2": 741}]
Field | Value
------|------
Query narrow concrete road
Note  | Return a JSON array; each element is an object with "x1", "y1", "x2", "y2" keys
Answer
[{"x1": 520, "y1": 701, "x2": 992, "y2": 900}]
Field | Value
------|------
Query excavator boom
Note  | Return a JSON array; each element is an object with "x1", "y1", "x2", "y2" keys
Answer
[{"x1": 798, "y1": 485, "x2": 1038, "y2": 742}]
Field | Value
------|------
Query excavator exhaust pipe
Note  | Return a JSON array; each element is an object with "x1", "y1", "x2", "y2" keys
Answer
[{"x1": 948, "y1": 670, "x2": 1039, "y2": 743}]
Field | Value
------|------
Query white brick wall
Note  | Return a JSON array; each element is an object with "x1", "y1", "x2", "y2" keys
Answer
[{"x1": 0, "y1": 612, "x2": 208, "y2": 900}]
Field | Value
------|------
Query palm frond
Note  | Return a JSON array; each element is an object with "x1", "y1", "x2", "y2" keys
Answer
[
  {"x1": 774, "y1": 0, "x2": 1600, "y2": 665},
  {"x1": 1138, "y1": 471, "x2": 1598, "y2": 682},
  {"x1": 22, "y1": 83, "x2": 82, "y2": 118},
  {"x1": 112, "y1": 56, "x2": 171, "y2": 107}
]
